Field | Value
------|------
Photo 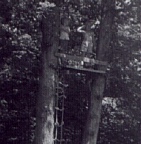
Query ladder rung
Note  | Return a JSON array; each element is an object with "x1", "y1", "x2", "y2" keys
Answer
[
  {"x1": 53, "y1": 139, "x2": 65, "y2": 142},
  {"x1": 59, "y1": 82, "x2": 68, "y2": 87},
  {"x1": 56, "y1": 87, "x2": 64, "y2": 92},
  {"x1": 55, "y1": 107, "x2": 64, "y2": 111},
  {"x1": 54, "y1": 122, "x2": 64, "y2": 127},
  {"x1": 58, "y1": 95, "x2": 66, "y2": 98}
]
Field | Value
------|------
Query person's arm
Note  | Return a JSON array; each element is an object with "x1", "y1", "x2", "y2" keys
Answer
[
  {"x1": 91, "y1": 24, "x2": 95, "y2": 29},
  {"x1": 77, "y1": 25, "x2": 85, "y2": 33},
  {"x1": 92, "y1": 33, "x2": 96, "y2": 52},
  {"x1": 60, "y1": 26, "x2": 70, "y2": 33}
]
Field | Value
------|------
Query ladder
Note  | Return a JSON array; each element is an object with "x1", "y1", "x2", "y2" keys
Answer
[{"x1": 54, "y1": 71, "x2": 67, "y2": 144}]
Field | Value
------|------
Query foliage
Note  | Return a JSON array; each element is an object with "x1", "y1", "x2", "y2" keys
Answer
[
  {"x1": 0, "y1": 0, "x2": 140, "y2": 144},
  {"x1": 0, "y1": 0, "x2": 39, "y2": 143}
]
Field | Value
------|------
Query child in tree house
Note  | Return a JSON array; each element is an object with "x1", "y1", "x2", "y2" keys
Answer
[
  {"x1": 59, "y1": 17, "x2": 70, "y2": 53},
  {"x1": 77, "y1": 20, "x2": 96, "y2": 58}
]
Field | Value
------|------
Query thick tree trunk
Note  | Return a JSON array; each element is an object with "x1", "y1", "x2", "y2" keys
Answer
[
  {"x1": 34, "y1": 47, "x2": 56, "y2": 144},
  {"x1": 82, "y1": 1, "x2": 114, "y2": 144},
  {"x1": 34, "y1": 11, "x2": 58, "y2": 144}
]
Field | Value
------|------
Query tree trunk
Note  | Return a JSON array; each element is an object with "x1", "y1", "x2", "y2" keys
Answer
[
  {"x1": 82, "y1": 1, "x2": 115, "y2": 144},
  {"x1": 34, "y1": 11, "x2": 58, "y2": 144}
]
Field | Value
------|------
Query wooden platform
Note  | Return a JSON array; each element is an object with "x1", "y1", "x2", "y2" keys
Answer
[
  {"x1": 65, "y1": 65, "x2": 106, "y2": 74},
  {"x1": 55, "y1": 52, "x2": 107, "y2": 74}
]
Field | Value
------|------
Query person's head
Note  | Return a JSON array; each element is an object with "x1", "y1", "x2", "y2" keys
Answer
[{"x1": 61, "y1": 17, "x2": 70, "y2": 26}]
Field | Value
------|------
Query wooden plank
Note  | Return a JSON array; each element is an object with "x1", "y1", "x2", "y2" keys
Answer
[
  {"x1": 55, "y1": 52, "x2": 108, "y2": 66},
  {"x1": 63, "y1": 65, "x2": 106, "y2": 74}
]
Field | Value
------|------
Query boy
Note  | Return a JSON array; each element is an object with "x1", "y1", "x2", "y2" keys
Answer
[
  {"x1": 59, "y1": 17, "x2": 70, "y2": 53},
  {"x1": 77, "y1": 20, "x2": 96, "y2": 58}
]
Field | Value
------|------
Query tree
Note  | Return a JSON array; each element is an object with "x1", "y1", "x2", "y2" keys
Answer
[
  {"x1": 33, "y1": 2, "x2": 59, "y2": 144},
  {"x1": 0, "y1": 1, "x2": 39, "y2": 143},
  {"x1": 1, "y1": 0, "x2": 140, "y2": 143},
  {"x1": 33, "y1": 0, "x2": 116, "y2": 144},
  {"x1": 81, "y1": 0, "x2": 115, "y2": 143}
]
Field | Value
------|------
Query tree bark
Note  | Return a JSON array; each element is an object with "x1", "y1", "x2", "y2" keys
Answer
[
  {"x1": 34, "y1": 10, "x2": 58, "y2": 144},
  {"x1": 82, "y1": 1, "x2": 115, "y2": 144}
]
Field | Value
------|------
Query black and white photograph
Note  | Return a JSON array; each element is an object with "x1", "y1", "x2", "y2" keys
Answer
[{"x1": 0, "y1": 0, "x2": 140, "y2": 144}]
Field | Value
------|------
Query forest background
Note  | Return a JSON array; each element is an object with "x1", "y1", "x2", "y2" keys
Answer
[{"x1": 0, "y1": 0, "x2": 141, "y2": 144}]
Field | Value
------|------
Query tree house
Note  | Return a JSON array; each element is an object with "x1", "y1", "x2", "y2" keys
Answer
[{"x1": 55, "y1": 52, "x2": 108, "y2": 74}]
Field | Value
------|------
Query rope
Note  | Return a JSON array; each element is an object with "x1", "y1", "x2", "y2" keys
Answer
[{"x1": 54, "y1": 69, "x2": 67, "y2": 144}]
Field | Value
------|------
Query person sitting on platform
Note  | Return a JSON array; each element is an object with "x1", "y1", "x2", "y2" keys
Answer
[
  {"x1": 59, "y1": 17, "x2": 70, "y2": 53},
  {"x1": 77, "y1": 20, "x2": 96, "y2": 58}
]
